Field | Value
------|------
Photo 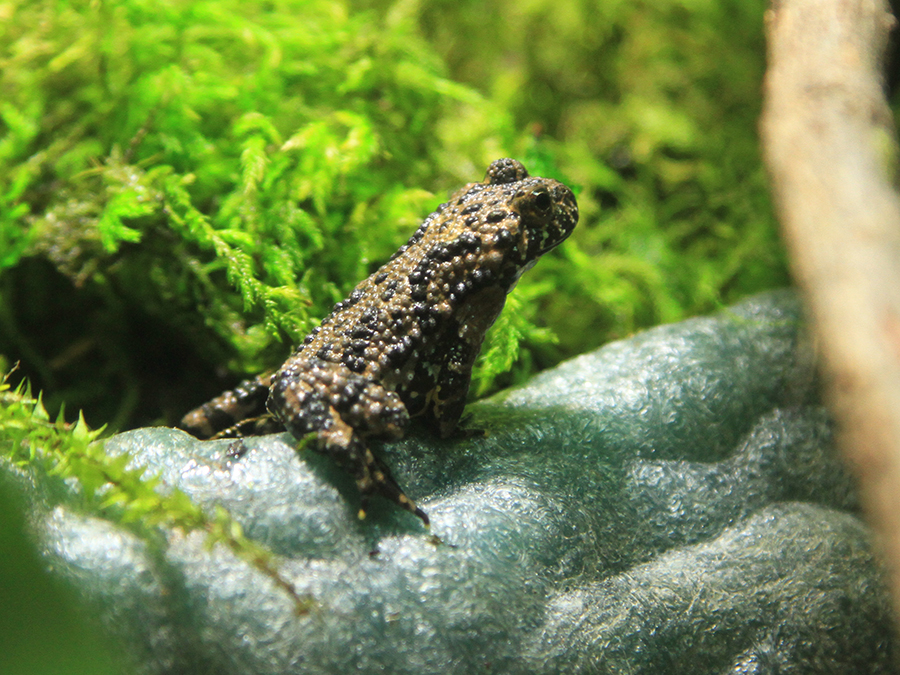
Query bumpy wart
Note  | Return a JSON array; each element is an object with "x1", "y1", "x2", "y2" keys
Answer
[{"x1": 181, "y1": 159, "x2": 579, "y2": 523}]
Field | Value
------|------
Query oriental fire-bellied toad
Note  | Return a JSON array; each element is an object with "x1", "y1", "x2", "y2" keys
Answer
[{"x1": 180, "y1": 158, "x2": 579, "y2": 524}]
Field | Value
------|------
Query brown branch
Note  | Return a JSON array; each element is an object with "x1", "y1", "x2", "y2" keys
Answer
[{"x1": 760, "y1": 0, "x2": 900, "y2": 614}]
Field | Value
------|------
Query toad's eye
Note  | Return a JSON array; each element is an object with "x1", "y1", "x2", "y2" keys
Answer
[{"x1": 533, "y1": 189, "x2": 552, "y2": 212}]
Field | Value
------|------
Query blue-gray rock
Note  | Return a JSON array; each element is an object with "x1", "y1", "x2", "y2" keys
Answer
[{"x1": 29, "y1": 291, "x2": 897, "y2": 673}]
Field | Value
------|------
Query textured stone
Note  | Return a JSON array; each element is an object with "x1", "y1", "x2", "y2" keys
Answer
[{"x1": 31, "y1": 291, "x2": 896, "y2": 673}]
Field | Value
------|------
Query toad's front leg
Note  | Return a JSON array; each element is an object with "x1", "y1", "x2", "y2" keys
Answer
[{"x1": 267, "y1": 358, "x2": 428, "y2": 524}]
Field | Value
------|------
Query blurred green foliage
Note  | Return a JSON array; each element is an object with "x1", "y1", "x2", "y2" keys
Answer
[
  {"x1": 0, "y1": 477, "x2": 119, "y2": 675},
  {"x1": 418, "y1": 0, "x2": 786, "y2": 355},
  {"x1": 0, "y1": 372, "x2": 121, "y2": 674},
  {"x1": 0, "y1": 0, "x2": 786, "y2": 430}
]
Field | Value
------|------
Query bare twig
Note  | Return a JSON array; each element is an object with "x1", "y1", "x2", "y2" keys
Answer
[{"x1": 760, "y1": 0, "x2": 900, "y2": 613}]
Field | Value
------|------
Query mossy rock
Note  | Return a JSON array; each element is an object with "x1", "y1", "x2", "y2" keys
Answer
[{"x1": 27, "y1": 291, "x2": 896, "y2": 673}]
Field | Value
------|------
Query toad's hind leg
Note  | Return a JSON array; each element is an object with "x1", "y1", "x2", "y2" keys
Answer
[
  {"x1": 343, "y1": 431, "x2": 430, "y2": 525},
  {"x1": 268, "y1": 363, "x2": 428, "y2": 524},
  {"x1": 303, "y1": 414, "x2": 429, "y2": 525}
]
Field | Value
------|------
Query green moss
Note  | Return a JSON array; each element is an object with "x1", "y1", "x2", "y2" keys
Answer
[
  {"x1": 0, "y1": 0, "x2": 788, "y2": 429},
  {"x1": 0, "y1": 367, "x2": 311, "y2": 614}
]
